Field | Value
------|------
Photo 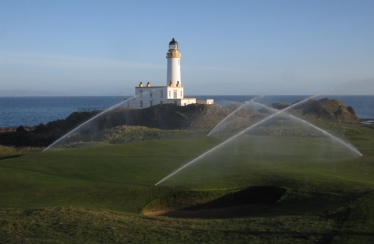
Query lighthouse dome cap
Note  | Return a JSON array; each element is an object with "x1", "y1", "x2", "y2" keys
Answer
[{"x1": 169, "y1": 38, "x2": 178, "y2": 45}]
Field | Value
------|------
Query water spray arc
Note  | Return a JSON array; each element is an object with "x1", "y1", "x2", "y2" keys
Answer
[
  {"x1": 207, "y1": 96, "x2": 261, "y2": 137},
  {"x1": 154, "y1": 92, "x2": 362, "y2": 186},
  {"x1": 43, "y1": 88, "x2": 167, "y2": 151},
  {"x1": 251, "y1": 101, "x2": 362, "y2": 156},
  {"x1": 42, "y1": 97, "x2": 132, "y2": 151}
]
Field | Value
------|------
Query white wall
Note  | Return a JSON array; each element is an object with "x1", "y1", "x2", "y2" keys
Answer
[
  {"x1": 131, "y1": 86, "x2": 193, "y2": 109},
  {"x1": 197, "y1": 99, "x2": 214, "y2": 105},
  {"x1": 166, "y1": 58, "x2": 181, "y2": 86}
]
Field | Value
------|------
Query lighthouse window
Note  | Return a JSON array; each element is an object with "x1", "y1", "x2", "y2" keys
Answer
[
  {"x1": 169, "y1": 91, "x2": 171, "y2": 97},
  {"x1": 180, "y1": 91, "x2": 183, "y2": 97},
  {"x1": 160, "y1": 90, "x2": 163, "y2": 98},
  {"x1": 139, "y1": 90, "x2": 143, "y2": 98}
]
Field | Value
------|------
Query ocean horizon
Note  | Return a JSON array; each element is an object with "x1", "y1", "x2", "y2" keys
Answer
[{"x1": 1, "y1": 95, "x2": 373, "y2": 128}]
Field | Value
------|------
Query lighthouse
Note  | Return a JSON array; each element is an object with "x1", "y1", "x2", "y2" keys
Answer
[
  {"x1": 129, "y1": 38, "x2": 213, "y2": 109},
  {"x1": 166, "y1": 38, "x2": 181, "y2": 87}
]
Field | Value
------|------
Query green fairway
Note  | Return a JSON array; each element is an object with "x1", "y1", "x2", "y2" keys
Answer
[{"x1": 1, "y1": 121, "x2": 374, "y2": 243}]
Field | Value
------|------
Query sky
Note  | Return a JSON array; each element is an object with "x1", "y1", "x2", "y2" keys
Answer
[{"x1": 1, "y1": 0, "x2": 374, "y2": 96}]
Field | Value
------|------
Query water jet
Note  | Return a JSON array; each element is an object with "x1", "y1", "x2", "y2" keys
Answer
[{"x1": 155, "y1": 92, "x2": 363, "y2": 186}]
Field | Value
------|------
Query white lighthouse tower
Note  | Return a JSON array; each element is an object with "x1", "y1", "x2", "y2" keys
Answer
[
  {"x1": 129, "y1": 38, "x2": 213, "y2": 109},
  {"x1": 166, "y1": 38, "x2": 181, "y2": 87}
]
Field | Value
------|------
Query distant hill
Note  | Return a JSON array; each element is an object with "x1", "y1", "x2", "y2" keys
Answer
[{"x1": 0, "y1": 98, "x2": 360, "y2": 147}]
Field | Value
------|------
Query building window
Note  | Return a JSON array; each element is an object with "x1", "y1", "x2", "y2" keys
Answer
[
  {"x1": 174, "y1": 90, "x2": 177, "y2": 99},
  {"x1": 139, "y1": 90, "x2": 143, "y2": 98},
  {"x1": 160, "y1": 90, "x2": 163, "y2": 98},
  {"x1": 180, "y1": 91, "x2": 183, "y2": 97},
  {"x1": 169, "y1": 91, "x2": 171, "y2": 97}
]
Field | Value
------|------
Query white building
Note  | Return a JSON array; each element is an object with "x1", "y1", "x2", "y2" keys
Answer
[{"x1": 128, "y1": 38, "x2": 213, "y2": 109}]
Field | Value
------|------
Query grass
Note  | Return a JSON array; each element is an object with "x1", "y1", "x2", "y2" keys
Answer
[
  {"x1": 0, "y1": 119, "x2": 374, "y2": 243},
  {"x1": 0, "y1": 145, "x2": 42, "y2": 159},
  {"x1": 332, "y1": 191, "x2": 374, "y2": 243},
  {"x1": 0, "y1": 207, "x2": 343, "y2": 243}
]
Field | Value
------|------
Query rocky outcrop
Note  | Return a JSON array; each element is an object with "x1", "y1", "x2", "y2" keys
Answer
[{"x1": 291, "y1": 98, "x2": 360, "y2": 123}]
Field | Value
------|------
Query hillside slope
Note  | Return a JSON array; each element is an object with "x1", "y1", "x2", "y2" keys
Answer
[{"x1": 0, "y1": 98, "x2": 360, "y2": 147}]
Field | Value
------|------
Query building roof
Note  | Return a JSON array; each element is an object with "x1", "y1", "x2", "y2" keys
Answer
[{"x1": 169, "y1": 38, "x2": 178, "y2": 46}]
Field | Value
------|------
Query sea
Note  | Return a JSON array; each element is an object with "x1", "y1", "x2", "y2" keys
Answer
[{"x1": 0, "y1": 95, "x2": 373, "y2": 128}]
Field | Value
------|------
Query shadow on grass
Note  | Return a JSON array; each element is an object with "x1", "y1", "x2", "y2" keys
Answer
[
  {"x1": 156, "y1": 186, "x2": 287, "y2": 219},
  {"x1": 0, "y1": 154, "x2": 26, "y2": 160}
]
